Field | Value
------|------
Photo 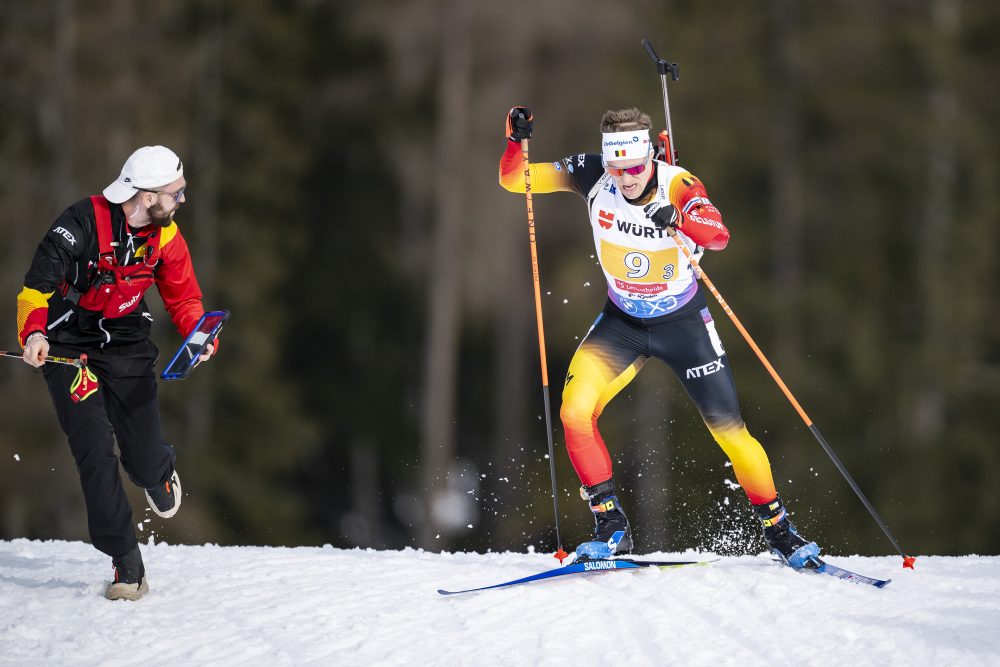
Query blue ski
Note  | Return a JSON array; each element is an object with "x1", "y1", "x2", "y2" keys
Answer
[
  {"x1": 437, "y1": 558, "x2": 705, "y2": 596},
  {"x1": 805, "y1": 557, "x2": 891, "y2": 588}
]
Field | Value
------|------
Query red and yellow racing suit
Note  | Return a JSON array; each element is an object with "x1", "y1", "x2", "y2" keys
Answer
[{"x1": 500, "y1": 141, "x2": 779, "y2": 505}]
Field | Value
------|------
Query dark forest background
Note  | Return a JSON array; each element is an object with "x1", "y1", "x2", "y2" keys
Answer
[{"x1": 1, "y1": 0, "x2": 997, "y2": 558}]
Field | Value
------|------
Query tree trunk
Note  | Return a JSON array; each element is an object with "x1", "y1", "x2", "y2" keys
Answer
[
  {"x1": 418, "y1": 0, "x2": 473, "y2": 548},
  {"x1": 50, "y1": 0, "x2": 77, "y2": 205},
  {"x1": 182, "y1": 4, "x2": 225, "y2": 456},
  {"x1": 911, "y1": 0, "x2": 959, "y2": 444},
  {"x1": 106, "y1": 0, "x2": 137, "y2": 161},
  {"x1": 347, "y1": 440, "x2": 382, "y2": 546},
  {"x1": 768, "y1": 0, "x2": 803, "y2": 369}
]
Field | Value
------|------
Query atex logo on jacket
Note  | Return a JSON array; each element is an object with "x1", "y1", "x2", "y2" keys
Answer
[{"x1": 52, "y1": 226, "x2": 77, "y2": 246}]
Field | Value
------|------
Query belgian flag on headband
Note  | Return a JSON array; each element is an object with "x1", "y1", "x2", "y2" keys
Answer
[{"x1": 614, "y1": 149, "x2": 627, "y2": 157}]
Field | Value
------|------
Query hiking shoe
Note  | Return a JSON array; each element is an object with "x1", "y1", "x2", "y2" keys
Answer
[
  {"x1": 754, "y1": 496, "x2": 820, "y2": 569},
  {"x1": 105, "y1": 546, "x2": 149, "y2": 601},
  {"x1": 574, "y1": 479, "x2": 633, "y2": 560},
  {"x1": 145, "y1": 469, "x2": 182, "y2": 519}
]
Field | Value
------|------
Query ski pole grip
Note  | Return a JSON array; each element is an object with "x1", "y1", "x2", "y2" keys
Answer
[
  {"x1": 642, "y1": 38, "x2": 679, "y2": 80},
  {"x1": 642, "y1": 39, "x2": 662, "y2": 66}
]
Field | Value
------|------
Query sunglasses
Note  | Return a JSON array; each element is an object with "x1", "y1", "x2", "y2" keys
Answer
[
  {"x1": 138, "y1": 185, "x2": 186, "y2": 203},
  {"x1": 605, "y1": 156, "x2": 650, "y2": 177}
]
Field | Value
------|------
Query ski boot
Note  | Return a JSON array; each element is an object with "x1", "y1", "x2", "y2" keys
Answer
[
  {"x1": 574, "y1": 479, "x2": 633, "y2": 560},
  {"x1": 105, "y1": 546, "x2": 149, "y2": 601},
  {"x1": 754, "y1": 496, "x2": 820, "y2": 569}
]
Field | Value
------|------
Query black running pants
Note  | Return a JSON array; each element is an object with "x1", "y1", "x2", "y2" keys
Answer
[{"x1": 43, "y1": 339, "x2": 175, "y2": 558}]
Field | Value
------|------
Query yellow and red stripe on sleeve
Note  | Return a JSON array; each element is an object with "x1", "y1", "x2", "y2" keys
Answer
[
  {"x1": 498, "y1": 141, "x2": 575, "y2": 195},
  {"x1": 16, "y1": 286, "x2": 53, "y2": 347}
]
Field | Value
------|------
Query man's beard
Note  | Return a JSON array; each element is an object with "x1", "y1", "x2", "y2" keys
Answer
[{"x1": 147, "y1": 201, "x2": 176, "y2": 227}]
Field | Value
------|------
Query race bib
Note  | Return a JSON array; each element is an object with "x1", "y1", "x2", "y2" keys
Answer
[{"x1": 600, "y1": 239, "x2": 680, "y2": 292}]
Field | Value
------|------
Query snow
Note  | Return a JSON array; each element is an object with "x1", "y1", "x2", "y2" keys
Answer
[{"x1": 2, "y1": 539, "x2": 998, "y2": 665}]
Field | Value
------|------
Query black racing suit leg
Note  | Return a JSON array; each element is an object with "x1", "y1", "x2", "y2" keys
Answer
[
  {"x1": 647, "y1": 292, "x2": 744, "y2": 431},
  {"x1": 647, "y1": 292, "x2": 780, "y2": 505}
]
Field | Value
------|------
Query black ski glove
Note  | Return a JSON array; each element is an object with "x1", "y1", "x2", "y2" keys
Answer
[
  {"x1": 506, "y1": 106, "x2": 533, "y2": 142},
  {"x1": 643, "y1": 201, "x2": 680, "y2": 230}
]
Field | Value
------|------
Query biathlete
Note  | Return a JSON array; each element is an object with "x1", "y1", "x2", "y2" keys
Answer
[{"x1": 499, "y1": 106, "x2": 820, "y2": 566}]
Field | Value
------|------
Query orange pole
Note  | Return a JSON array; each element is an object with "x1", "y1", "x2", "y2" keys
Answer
[
  {"x1": 667, "y1": 230, "x2": 812, "y2": 425},
  {"x1": 668, "y1": 228, "x2": 914, "y2": 567},
  {"x1": 520, "y1": 137, "x2": 568, "y2": 563},
  {"x1": 521, "y1": 140, "x2": 550, "y2": 386},
  {"x1": 644, "y1": 36, "x2": 911, "y2": 567}
]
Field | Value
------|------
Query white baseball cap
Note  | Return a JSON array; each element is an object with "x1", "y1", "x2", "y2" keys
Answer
[{"x1": 103, "y1": 145, "x2": 184, "y2": 204}]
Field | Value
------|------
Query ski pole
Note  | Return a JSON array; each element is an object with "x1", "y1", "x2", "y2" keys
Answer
[
  {"x1": 1, "y1": 350, "x2": 85, "y2": 368},
  {"x1": 641, "y1": 38, "x2": 915, "y2": 569},
  {"x1": 669, "y1": 232, "x2": 914, "y2": 568},
  {"x1": 518, "y1": 127, "x2": 569, "y2": 564}
]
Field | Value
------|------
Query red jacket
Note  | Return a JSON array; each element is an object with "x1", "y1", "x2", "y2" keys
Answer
[{"x1": 17, "y1": 196, "x2": 206, "y2": 348}]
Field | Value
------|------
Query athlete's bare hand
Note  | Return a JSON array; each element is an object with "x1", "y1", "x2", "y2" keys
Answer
[{"x1": 22, "y1": 334, "x2": 49, "y2": 368}]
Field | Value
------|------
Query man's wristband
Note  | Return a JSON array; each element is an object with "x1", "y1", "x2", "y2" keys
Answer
[{"x1": 25, "y1": 331, "x2": 47, "y2": 344}]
